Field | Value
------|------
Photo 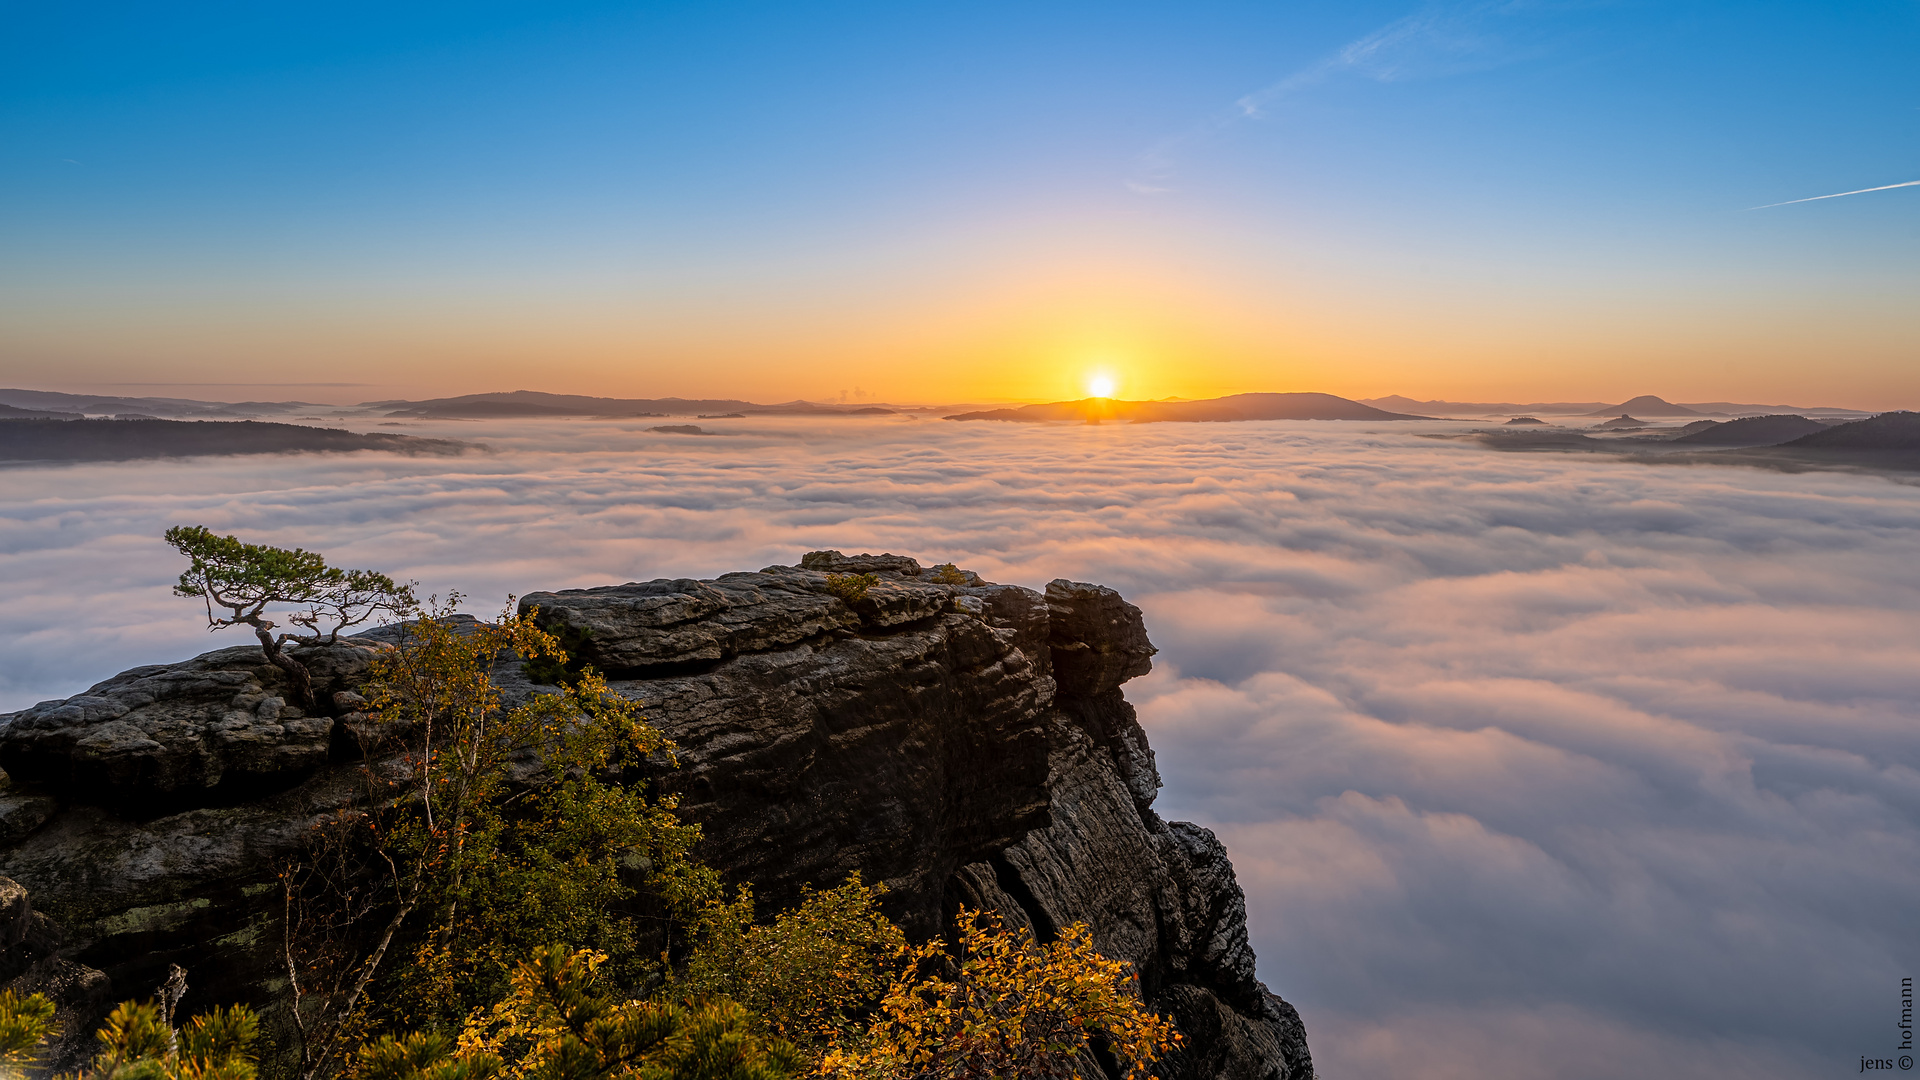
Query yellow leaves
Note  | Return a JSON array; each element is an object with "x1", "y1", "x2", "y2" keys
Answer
[
  {"x1": 454, "y1": 949, "x2": 612, "y2": 1080},
  {"x1": 817, "y1": 910, "x2": 1180, "y2": 1080},
  {"x1": 401, "y1": 947, "x2": 798, "y2": 1080},
  {"x1": 677, "y1": 876, "x2": 907, "y2": 1059}
]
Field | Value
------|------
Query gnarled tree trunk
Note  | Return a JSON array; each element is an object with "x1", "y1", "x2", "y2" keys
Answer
[{"x1": 252, "y1": 624, "x2": 317, "y2": 711}]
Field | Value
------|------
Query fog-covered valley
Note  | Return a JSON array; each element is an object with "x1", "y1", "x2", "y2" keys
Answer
[{"x1": 3, "y1": 415, "x2": 1915, "y2": 1079}]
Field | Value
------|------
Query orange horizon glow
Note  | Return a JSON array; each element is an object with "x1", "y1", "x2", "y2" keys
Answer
[
  {"x1": 6, "y1": 227, "x2": 1918, "y2": 411},
  {"x1": 7, "y1": 6, "x2": 1920, "y2": 416}
]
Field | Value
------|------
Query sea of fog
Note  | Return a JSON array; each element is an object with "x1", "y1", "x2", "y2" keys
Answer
[{"x1": 3, "y1": 415, "x2": 1916, "y2": 1079}]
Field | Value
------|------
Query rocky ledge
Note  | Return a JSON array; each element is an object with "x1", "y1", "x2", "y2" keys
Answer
[{"x1": 0, "y1": 552, "x2": 1312, "y2": 1080}]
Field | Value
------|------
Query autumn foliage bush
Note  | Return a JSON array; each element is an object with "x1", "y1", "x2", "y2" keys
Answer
[
  {"x1": 676, "y1": 876, "x2": 907, "y2": 1055},
  {"x1": 821, "y1": 574, "x2": 879, "y2": 603},
  {"x1": 820, "y1": 912, "x2": 1180, "y2": 1080}
]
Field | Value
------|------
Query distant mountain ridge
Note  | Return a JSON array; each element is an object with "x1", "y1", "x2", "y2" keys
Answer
[
  {"x1": 0, "y1": 388, "x2": 328, "y2": 420},
  {"x1": 0, "y1": 387, "x2": 909, "y2": 421},
  {"x1": 378, "y1": 390, "x2": 899, "y2": 419},
  {"x1": 0, "y1": 419, "x2": 466, "y2": 463},
  {"x1": 1480, "y1": 411, "x2": 1920, "y2": 472},
  {"x1": 1670, "y1": 415, "x2": 1830, "y2": 445},
  {"x1": 1363, "y1": 394, "x2": 1874, "y2": 418},
  {"x1": 1582, "y1": 396, "x2": 1705, "y2": 417},
  {"x1": 1780, "y1": 410, "x2": 1920, "y2": 449},
  {"x1": 5, "y1": 385, "x2": 1890, "y2": 427},
  {"x1": 0, "y1": 403, "x2": 84, "y2": 421},
  {"x1": 945, "y1": 392, "x2": 1427, "y2": 424}
]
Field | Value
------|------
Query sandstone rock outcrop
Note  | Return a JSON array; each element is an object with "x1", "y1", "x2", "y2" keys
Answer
[
  {"x1": 0, "y1": 643, "x2": 381, "y2": 805},
  {"x1": 0, "y1": 553, "x2": 1312, "y2": 1080}
]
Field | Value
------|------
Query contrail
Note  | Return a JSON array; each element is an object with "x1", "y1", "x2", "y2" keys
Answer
[{"x1": 1746, "y1": 179, "x2": 1920, "y2": 210}]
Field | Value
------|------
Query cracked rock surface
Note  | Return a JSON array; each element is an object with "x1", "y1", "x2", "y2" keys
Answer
[{"x1": 0, "y1": 643, "x2": 380, "y2": 804}]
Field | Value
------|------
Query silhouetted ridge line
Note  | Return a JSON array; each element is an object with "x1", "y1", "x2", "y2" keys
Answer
[
  {"x1": 1581, "y1": 395, "x2": 1705, "y2": 417},
  {"x1": 1779, "y1": 411, "x2": 1920, "y2": 449},
  {"x1": 378, "y1": 390, "x2": 898, "y2": 418},
  {"x1": 1670, "y1": 415, "x2": 1829, "y2": 445},
  {"x1": 0, "y1": 403, "x2": 84, "y2": 420},
  {"x1": 1362, "y1": 394, "x2": 1874, "y2": 418},
  {"x1": 944, "y1": 392, "x2": 1428, "y2": 423},
  {"x1": 0, "y1": 418, "x2": 467, "y2": 463}
]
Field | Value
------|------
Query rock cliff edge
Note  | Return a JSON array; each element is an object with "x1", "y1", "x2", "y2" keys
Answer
[{"x1": 0, "y1": 553, "x2": 1311, "y2": 1079}]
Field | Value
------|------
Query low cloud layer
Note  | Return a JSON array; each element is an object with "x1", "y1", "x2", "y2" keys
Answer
[{"x1": 3, "y1": 416, "x2": 1916, "y2": 1078}]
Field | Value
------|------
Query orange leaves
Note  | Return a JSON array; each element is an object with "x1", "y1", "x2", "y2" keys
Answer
[{"x1": 818, "y1": 910, "x2": 1180, "y2": 1080}]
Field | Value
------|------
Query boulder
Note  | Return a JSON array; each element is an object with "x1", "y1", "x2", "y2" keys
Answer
[
  {"x1": 0, "y1": 642, "x2": 381, "y2": 806},
  {"x1": 1045, "y1": 579, "x2": 1157, "y2": 696},
  {"x1": 797, "y1": 549, "x2": 924, "y2": 576},
  {"x1": 519, "y1": 569, "x2": 856, "y2": 672}
]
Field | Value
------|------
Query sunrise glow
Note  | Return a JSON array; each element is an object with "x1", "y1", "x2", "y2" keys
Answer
[{"x1": 3, "y1": 7, "x2": 1915, "y2": 407}]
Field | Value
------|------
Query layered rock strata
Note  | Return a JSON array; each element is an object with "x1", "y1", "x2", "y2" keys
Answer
[{"x1": 0, "y1": 553, "x2": 1311, "y2": 1080}]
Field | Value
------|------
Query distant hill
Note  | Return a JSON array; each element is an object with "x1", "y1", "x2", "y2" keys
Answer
[
  {"x1": 1478, "y1": 410, "x2": 1920, "y2": 473},
  {"x1": 1364, "y1": 394, "x2": 1875, "y2": 418},
  {"x1": 0, "y1": 403, "x2": 84, "y2": 420},
  {"x1": 945, "y1": 392, "x2": 1426, "y2": 424},
  {"x1": 1671, "y1": 415, "x2": 1829, "y2": 445},
  {"x1": 0, "y1": 388, "x2": 325, "y2": 419},
  {"x1": 1365, "y1": 395, "x2": 1613, "y2": 415},
  {"x1": 379, "y1": 390, "x2": 898, "y2": 419},
  {"x1": 1582, "y1": 396, "x2": 1704, "y2": 417},
  {"x1": 1594, "y1": 415, "x2": 1646, "y2": 428},
  {"x1": 379, "y1": 391, "x2": 741, "y2": 418},
  {"x1": 0, "y1": 419, "x2": 467, "y2": 463},
  {"x1": 1680, "y1": 401, "x2": 1872, "y2": 418},
  {"x1": 1779, "y1": 411, "x2": 1920, "y2": 450}
]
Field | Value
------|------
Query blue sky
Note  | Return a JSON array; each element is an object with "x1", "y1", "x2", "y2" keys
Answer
[{"x1": 3, "y1": 1, "x2": 1917, "y2": 403}]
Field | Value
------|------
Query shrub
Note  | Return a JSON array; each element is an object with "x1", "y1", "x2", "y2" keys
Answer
[
  {"x1": 90, "y1": 999, "x2": 261, "y2": 1080},
  {"x1": 0, "y1": 980, "x2": 261, "y2": 1080},
  {"x1": 280, "y1": 603, "x2": 713, "y2": 1078},
  {"x1": 822, "y1": 574, "x2": 879, "y2": 603},
  {"x1": 677, "y1": 876, "x2": 906, "y2": 1056},
  {"x1": 361, "y1": 945, "x2": 800, "y2": 1080},
  {"x1": 521, "y1": 617, "x2": 597, "y2": 687},
  {"x1": 820, "y1": 910, "x2": 1180, "y2": 1080},
  {"x1": 926, "y1": 565, "x2": 968, "y2": 586}
]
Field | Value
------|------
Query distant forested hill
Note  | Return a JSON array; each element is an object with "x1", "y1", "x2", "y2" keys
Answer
[
  {"x1": 0, "y1": 419, "x2": 468, "y2": 463},
  {"x1": 945, "y1": 391, "x2": 1427, "y2": 423}
]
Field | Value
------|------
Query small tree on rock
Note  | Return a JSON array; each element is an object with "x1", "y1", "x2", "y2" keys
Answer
[{"x1": 164, "y1": 525, "x2": 415, "y2": 710}]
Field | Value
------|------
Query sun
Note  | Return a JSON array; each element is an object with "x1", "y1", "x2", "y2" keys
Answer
[{"x1": 1087, "y1": 374, "x2": 1116, "y2": 399}]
